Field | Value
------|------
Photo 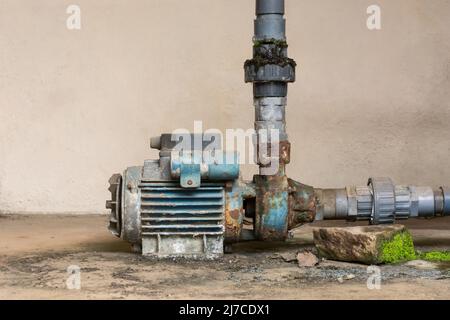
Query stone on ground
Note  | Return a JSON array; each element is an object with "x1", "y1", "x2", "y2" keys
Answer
[
  {"x1": 279, "y1": 252, "x2": 298, "y2": 262},
  {"x1": 405, "y1": 260, "x2": 438, "y2": 270},
  {"x1": 337, "y1": 274, "x2": 356, "y2": 283},
  {"x1": 297, "y1": 251, "x2": 319, "y2": 267},
  {"x1": 313, "y1": 224, "x2": 416, "y2": 265}
]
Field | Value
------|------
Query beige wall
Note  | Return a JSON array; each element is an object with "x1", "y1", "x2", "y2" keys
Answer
[{"x1": 0, "y1": 0, "x2": 449, "y2": 213}]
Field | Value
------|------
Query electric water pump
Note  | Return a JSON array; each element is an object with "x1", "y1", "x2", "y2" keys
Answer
[{"x1": 106, "y1": 0, "x2": 450, "y2": 258}]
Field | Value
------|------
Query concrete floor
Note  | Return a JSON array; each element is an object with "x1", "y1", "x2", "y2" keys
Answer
[{"x1": 0, "y1": 214, "x2": 449, "y2": 300}]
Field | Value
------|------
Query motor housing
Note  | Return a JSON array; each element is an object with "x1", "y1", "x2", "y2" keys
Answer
[{"x1": 107, "y1": 133, "x2": 245, "y2": 258}]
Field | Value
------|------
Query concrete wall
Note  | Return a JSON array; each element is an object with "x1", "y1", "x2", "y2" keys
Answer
[{"x1": 0, "y1": 0, "x2": 449, "y2": 213}]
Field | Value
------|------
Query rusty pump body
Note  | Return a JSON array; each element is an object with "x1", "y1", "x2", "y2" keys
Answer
[{"x1": 106, "y1": 0, "x2": 450, "y2": 258}]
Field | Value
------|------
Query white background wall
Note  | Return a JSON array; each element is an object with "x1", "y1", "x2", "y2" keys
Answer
[{"x1": 0, "y1": 0, "x2": 449, "y2": 213}]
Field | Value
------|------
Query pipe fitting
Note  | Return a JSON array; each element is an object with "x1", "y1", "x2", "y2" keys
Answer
[
  {"x1": 441, "y1": 186, "x2": 450, "y2": 215},
  {"x1": 368, "y1": 177, "x2": 396, "y2": 224},
  {"x1": 314, "y1": 178, "x2": 450, "y2": 224},
  {"x1": 256, "y1": 0, "x2": 285, "y2": 15}
]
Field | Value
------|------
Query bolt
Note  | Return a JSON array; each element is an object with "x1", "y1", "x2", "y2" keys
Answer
[{"x1": 187, "y1": 180, "x2": 193, "y2": 185}]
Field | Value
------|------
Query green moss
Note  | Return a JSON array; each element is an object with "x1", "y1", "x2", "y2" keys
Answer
[
  {"x1": 379, "y1": 231, "x2": 416, "y2": 264},
  {"x1": 253, "y1": 38, "x2": 288, "y2": 48},
  {"x1": 245, "y1": 55, "x2": 297, "y2": 70},
  {"x1": 419, "y1": 251, "x2": 450, "y2": 262},
  {"x1": 245, "y1": 38, "x2": 297, "y2": 70}
]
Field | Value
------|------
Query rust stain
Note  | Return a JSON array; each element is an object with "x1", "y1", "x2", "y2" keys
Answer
[
  {"x1": 287, "y1": 178, "x2": 317, "y2": 229},
  {"x1": 279, "y1": 141, "x2": 291, "y2": 164},
  {"x1": 224, "y1": 191, "x2": 244, "y2": 243}
]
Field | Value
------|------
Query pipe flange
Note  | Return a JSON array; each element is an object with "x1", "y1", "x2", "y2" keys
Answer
[
  {"x1": 356, "y1": 186, "x2": 372, "y2": 220},
  {"x1": 441, "y1": 186, "x2": 450, "y2": 216},
  {"x1": 245, "y1": 63, "x2": 295, "y2": 83},
  {"x1": 345, "y1": 186, "x2": 373, "y2": 221},
  {"x1": 368, "y1": 177, "x2": 395, "y2": 224},
  {"x1": 394, "y1": 185, "x2": 411, "y2": 220}
]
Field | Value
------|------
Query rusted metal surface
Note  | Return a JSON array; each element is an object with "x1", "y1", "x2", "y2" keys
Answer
[
  {"x1": 224, "y1": 181, "x2": 244, "y2": 243},
  {"x1": 224, "y1": 180, "x2": 256, "y2": 243},
  {"x1": 253, "y1": 138, "x2": 291, "y2": 241},
  {"x1": 287, "y1": 179, "x2": 316, "y2": 229},
  {"x1": 279, "y1": 140, "x2": 291, "y2": 165},
  {"x1": 254, "y1": 174, "x2": 289, "y2": 241},
  {"x1": 241, "y1": 180, "x2": 257, "y2": 199}
]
